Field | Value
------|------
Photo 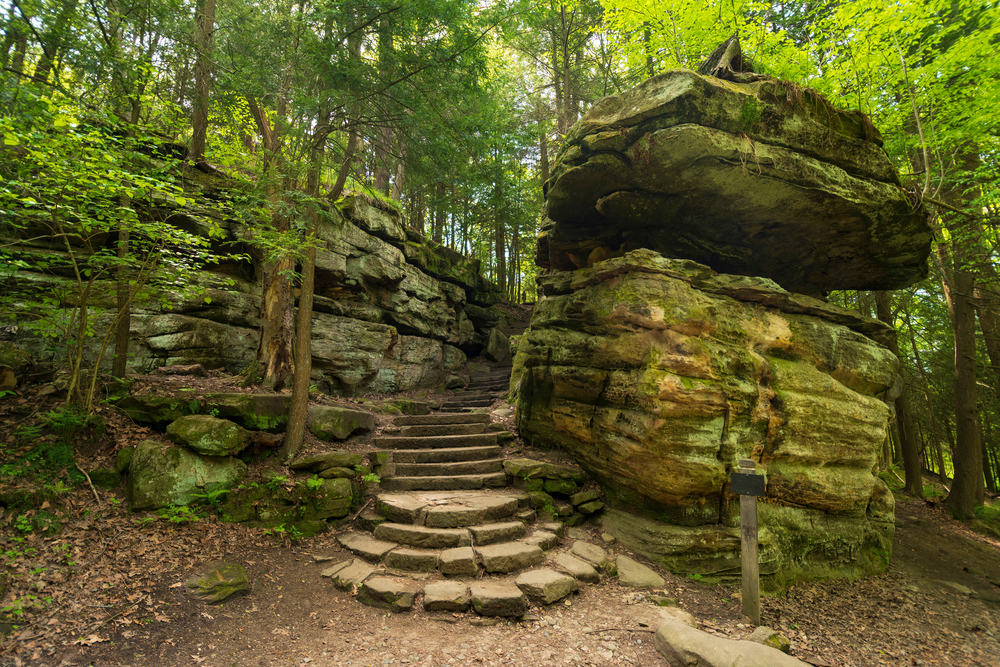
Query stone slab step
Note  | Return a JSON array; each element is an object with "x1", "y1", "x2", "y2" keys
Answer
[
  {"x1": 465, "y1": 384, "x2": 508, "y2": 393},
  {"x1": 440, "y1": 400, "x2": 494, "y2": 409},
  {"x1": 336, "y1": 533, "x2": 398, "y2": 561},
  {"x1": 423, "y1": 581, "x2": 470, "y2": 612},
  {"x1": 470, "y1": 582, "x2": 528, "y2": 617},
  {"x1": 357, "y1": 577, "x2": 420, "y2": 612},
  {"x1": 381, "y1": 472, "x2": 508, "y2": 492},
  {"x1": 322, "y1": 559, "x2": 377, "y2": 590},
  {"x1": 476, "y1": 543, "x2": 544, "y2": 573},
  {"x1": 375, "y1": 492, "x2": 519, "y2": 526},
  {"x1": 552, "y1": 552, "x2": 600, "y2": 584},
  {"x1": 393, "y1": 413, "x2": 491, "y2": 426},
  {"x1": 440, "y1": 546, "x2": 478, "y2": 576},
  {"x1": 377, "y1": 446, "x2": 501, "y2": 464},
  {"x1": 375, "y1": 433, "x2": 498, "y2": 449},
  {"x1": 516, "y1": 569, "x2": 578, "y2": 604},
  {"x1": 384, "y1": 547, "x2": 440, "y2": 572},
  {"x1": 393, "y1": 459, "x2": 504, "y2": 478},
  {"x1": 424, "y1": 496, "x2": 520, "y2": 528},
  {"x1": 399, "y1": 423, "x2": 486, "y2": 437},
  {"x1": 374, "y1": 522, "x2": 471, "y2": 549},
  {"x1": 469, "y1": 521, "x2": 526, "y2": 546}
]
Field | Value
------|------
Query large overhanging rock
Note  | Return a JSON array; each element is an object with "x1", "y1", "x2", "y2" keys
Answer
[
  {"x1": 540, "y1": 70, "x2": 931, "y2": 296},
  {"x1": 512, "y1": 249, "x2": 896, "y2": 588}
]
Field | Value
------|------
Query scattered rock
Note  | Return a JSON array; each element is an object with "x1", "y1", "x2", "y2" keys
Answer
[
  {"x1": 570, "y1": 541, "x2": 609, "y2": 570},
  {"x1": 127, "y1": 439, "x2": 248, "y2": 511},
  {"x1": 655, "y1": 619, "x2": 811, "y2": 666},
  {"x1": 617, "y1": 555, "x2": 665, "y2": 588},
  {"x1": 289, "y1": 451, "x2": 363, "y2": 472},
  {"x1": 186, "y1": 562, "x2": 249, "y2": 603},
  {"x1": 745, "y1": 626, "x2": 792, "y2": 653}
]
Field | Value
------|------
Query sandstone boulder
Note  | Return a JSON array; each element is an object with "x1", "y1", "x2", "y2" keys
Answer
[
  {"x1": 541, "y1": 69, "x2": 931, "y2": 296},
  {"x1": 513, "y1": 250, "x2": 895, "y2": 586}
]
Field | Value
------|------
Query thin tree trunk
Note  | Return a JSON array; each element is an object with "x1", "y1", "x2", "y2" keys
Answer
[
  {"x1": 876, "y1": 291, "x2": 922, "y2": 497},
  {"x1": 283, "y1": 142, "x2": 325, "y2": 462},
  {"x1": 189, "y1": 0, "x2": 216, "y2": 169},
  {"x1": 946, "y1": 266, "x2": 983, "y2": 516}
]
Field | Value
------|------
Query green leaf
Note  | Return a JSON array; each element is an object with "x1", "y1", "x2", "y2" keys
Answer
[{"x1": 3, "y1": 133, "x2": 18, "y2": 146}]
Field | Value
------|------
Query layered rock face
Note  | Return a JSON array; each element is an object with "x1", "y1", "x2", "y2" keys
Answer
[
  {"x1": 513, "y1": 250, "x2": 897, "y2": 586},
  {"x1": 538, "y1": 69, "x2": 932, "y2": 297},
  {"x1": 5, "y1": 189, "x2": 502, "y2": 395}
]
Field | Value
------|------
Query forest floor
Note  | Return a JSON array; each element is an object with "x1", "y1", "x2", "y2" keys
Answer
[{"x1": 1, "y1": 373, "x2": 1000, "y2": 667}]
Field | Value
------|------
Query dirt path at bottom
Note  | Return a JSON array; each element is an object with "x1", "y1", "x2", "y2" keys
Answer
[{"x1": 5, "y1": 491, "x2": 1000, "y2": 667}]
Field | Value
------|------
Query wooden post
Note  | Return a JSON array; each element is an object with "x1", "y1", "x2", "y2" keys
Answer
[{"x1": 738, "y1": 458, "x2": 761, "y2": 625}]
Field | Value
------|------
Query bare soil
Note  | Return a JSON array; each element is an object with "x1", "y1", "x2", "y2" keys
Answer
[{"x1": 2, "y1": 373, "x2": 1000, "y2": 667}]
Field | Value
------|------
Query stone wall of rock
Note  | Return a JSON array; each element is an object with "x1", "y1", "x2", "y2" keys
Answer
[
  {"x1": 3, "y1": 185, "x2": 503, "y2": 396},
  {"x1": 512, "y1": 250, "x2": 897, "y2": 588}
]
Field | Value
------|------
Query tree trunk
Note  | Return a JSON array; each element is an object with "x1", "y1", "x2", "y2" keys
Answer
[
  {"x1": 875, "y1": 291, "x2": 922, "y2": 497},
  {"x1": 189, "y1": 0, "x2": 216, "y2": 168},
  {"x1": 945, "y1": 266, "x2": 984, "y2": 517},
  {"x1": 283, "y1": 144, "x2": 325, "y2": 462}
]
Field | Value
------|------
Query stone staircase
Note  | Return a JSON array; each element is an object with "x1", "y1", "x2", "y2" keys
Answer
[{"x1": 321, "y1": 358, "x2": 623, "y2": 616}]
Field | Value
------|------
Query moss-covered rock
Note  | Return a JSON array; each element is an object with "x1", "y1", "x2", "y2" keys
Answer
[
  {"x1": 88, "y1": 468, "x2": 121, "y2": 488},
  {"x1": 289, "y1": 451, "x2": 362, "y2": 473},
  {"x1": 186, "y1": 562, "x2": 250, "y2": 603},
  {"x1": 166, "y1": 415, "x2": 252, "y2": 456},
  {"x1": 127, "y1": 439, "x2": 248, "y2": 511},
  {"x1": 115, "y1": 446, "x2": 135, "y2": 473},
  {"x1": 307, "y1": 405, "x2": 375, "y2": 441}
]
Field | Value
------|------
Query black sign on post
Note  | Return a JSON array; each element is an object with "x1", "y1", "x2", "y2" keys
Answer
[
  {"x1": 730, "y1": 471, "x2": 766, "y2": 496},
  {"x1": 733, "y1": 458, "x2": 764, "y2": 625}
]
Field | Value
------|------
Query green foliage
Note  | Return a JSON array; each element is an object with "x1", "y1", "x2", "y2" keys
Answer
[
  {"x1": 156, "y1": 505, "x2": 203, "y2": 524},
  {"x1": 0, "y1": 84, "x2": 234, "y2": 410}
]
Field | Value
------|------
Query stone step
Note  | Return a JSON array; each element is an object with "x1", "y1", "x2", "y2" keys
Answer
[
  {"x1": 468, "y1": 376, "x2": 511, "y2": 384},
  {"x1": 373, "y1": 522, "x2": 471, "y2": 549},
  {"x1": 377, "y1": 445, "x2": 501, "y2": 464},
  {"x1": 376, "y1": 492, "x2": 521, "y2": 527},
  {"x1": 465, "y1": 384, "x2": 509, "y2": 393},
  {"x1": 375, "y1": 433, "x2": 498, "y2": 449},
  {"x1": 470, "y1": 582, "x2": 527, "y2": 617},
  {"x1": 440, "y1": 399, "x2": 494, "y2": 409},
  {"x1": 477, "y1": 543, "x2": 544, "y2": 573},
  {"x1": 469, "y1": 521, "x2": 526, "y2": 546},
  {"x1": 381, "y1": 472, "x2": 509, "y2": 492},
  {"x1": 336, "y1": 533, "x2": 398, "y2": 562},
  {"x1": 384, "y1": 547, "x2": 440, "y2": 572},
  {"x1": 393, "y1": 459, "x2": 504, "y2": 477},
  {"x1": 399, "y1": 423, "x2": 486, "y2": 437},
  {"x1": 393, "y1": 413, "x2": 491, "y2": 426}
]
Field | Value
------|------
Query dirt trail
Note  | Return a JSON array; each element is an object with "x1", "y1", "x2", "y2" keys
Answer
[{"x1": 1, "y1": 488, "x2": 996, "y2": 667}]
